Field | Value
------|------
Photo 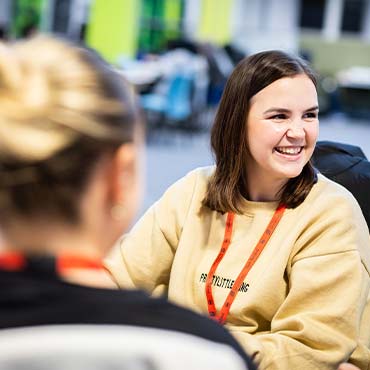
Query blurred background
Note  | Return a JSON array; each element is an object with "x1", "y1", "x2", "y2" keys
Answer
[{"x1": 1, "y1": 0, "x2": 369, "y2": 213}]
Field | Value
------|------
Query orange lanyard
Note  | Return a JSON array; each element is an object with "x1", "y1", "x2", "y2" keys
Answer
[
  {"x1": 0, "y1": 252, "x2": 104, "y2": 274},
  {"x1": 205, "y1": 204, "x2": 286, "y2": 325}
]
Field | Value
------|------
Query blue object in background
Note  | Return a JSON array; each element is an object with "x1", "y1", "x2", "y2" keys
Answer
[{"x1": 140, "y1": 72, "x2": 194, "y2": 126}]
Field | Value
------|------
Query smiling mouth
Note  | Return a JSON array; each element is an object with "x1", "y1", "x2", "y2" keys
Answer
[{"x1": 274, "y1": 146, "x2": 303, "y2": 155}]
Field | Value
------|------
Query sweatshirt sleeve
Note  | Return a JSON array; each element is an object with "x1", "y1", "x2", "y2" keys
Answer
[
  {"x1": 104, "y1": 169, "x2": 199, "y2": 295},
  {"x1": 229, "y1": 192, "x2": 370, "y2": 370}
]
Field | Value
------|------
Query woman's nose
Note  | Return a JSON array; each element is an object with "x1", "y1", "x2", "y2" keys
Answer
[{"x1": 286, "y1": 119, "x2": 305, "y2": 139}]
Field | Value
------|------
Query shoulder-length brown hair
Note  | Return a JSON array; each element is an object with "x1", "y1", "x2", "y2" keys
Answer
[{"x1": 203, "y1": 50, "x2": 318, "y2": 213}]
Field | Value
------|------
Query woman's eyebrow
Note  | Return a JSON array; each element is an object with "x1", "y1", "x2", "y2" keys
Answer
[
  {"x1": 263, "y1": 106, "x2": 319, "y2": 115},
  {"x1": 304, "y1": 105, "x2": 319, "y2": 112},
  {"x1": 263, "y1": 108, "x2": 290, "y2": 114}
]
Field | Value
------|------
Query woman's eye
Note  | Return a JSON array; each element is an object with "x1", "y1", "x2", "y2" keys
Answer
[
  {"x1": 270, "y1": 114, "x2": 286, "y2": 120},
  {"x1": 303, "y1": 112, "x2": 318, "y2": 119}
]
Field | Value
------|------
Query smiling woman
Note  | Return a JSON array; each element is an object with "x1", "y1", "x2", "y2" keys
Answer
[
  {"x1": 203, "y1": 51, "x2": 319, "y2": 212},
  {"x1": 245, "y1": 74, "x2": 319, "y2": 202},
  {"x1": 105, "y1": 51, "x2": 370, "y2": 370}
]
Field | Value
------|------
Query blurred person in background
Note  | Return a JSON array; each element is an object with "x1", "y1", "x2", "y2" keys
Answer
[
  {"x1": 106, "y1": 51, "x2": 370, "y2": 370},
  {"x1": 0, "y1": 35, "x2": 255, "y2": 370}
]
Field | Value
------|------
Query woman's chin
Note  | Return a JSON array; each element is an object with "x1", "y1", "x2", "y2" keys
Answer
[{"x1": 273, "y1": 165, "x2": 305, "y2": 180}]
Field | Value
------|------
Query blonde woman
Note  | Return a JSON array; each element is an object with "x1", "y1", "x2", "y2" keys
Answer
[{"x1": 0, "y1": 35, "x2": 254, "y2": 369}]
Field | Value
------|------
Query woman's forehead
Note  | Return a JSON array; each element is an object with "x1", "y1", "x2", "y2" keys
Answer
[{"x1": 249, "y1": 75, "x2": 318, "y2": 109}]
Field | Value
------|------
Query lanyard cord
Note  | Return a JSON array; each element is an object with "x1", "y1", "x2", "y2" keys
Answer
[
  {"x1": 0, "y1": 252, "x2": 104, "y2": 275},
  {"x1": 205, "y1": 204, "x2": 286, "y2": 325}
]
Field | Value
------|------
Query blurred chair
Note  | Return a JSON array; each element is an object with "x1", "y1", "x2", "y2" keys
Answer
[
  {"x1": 165, "y1": 74, "x2": 193, "y2": 121},
  {"x1": 0, "y1": 325, "x2": 249, "y2": 370},
  {"x1": 197, "y1": 42, "x2": 233, "y2": 106},
  {"x1": 140, "y1": 72, "x2": 196, "y2": 132}
]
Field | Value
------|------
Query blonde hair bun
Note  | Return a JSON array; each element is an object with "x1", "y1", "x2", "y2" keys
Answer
[{"x1": 0, "y1": 35, "x2": 133, "y2": 163}]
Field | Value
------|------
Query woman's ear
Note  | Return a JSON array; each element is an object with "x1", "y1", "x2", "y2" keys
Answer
[
  {"x1": 110, "y1": 143, "x2": 137, "y2": 207},
  {"x1": 107, "y1": 141, "x2": 143, "y2": 230}
]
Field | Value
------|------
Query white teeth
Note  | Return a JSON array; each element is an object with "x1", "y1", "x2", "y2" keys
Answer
[{"x1": 275, "y1": 147, "x2": 302, "y2": 155}]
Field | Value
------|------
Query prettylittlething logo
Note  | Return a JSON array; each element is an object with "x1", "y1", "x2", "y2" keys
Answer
[{"x1": 199, "y1": 273, "x2": 249, "y2": 293}]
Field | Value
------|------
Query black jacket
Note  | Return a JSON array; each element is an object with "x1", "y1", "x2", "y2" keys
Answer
[
  {"x1": 312, "y1": 140, "x2": 370, "y2": 231},
  {"x1": 0, "y1": 256, "x2": 255, "y2": 370}
]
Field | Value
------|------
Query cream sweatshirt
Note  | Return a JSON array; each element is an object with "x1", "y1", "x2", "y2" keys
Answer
[{"x1": 106, "y1": 166, "x2": 370, "y2": 370}]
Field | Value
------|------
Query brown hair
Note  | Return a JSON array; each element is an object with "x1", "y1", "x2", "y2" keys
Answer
[
  {"x1": 203, "y1": 50, "x2": 317, "y2": 213},
  {"x1": 0, "y1": 35, "x2": 139, "y2": 223}
]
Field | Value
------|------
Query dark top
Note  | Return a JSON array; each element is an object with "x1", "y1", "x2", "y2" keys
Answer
[
  {"x1": 312, "y1": 140, "x2": 370, "y2": 231},
  {"x1": 0, "y1": 256, "x2": 255, "y2": 369}
]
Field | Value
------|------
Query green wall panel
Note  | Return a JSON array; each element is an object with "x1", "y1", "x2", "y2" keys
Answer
[
  {"x1": 198, "y1": 0, "x2": 233, "y2": 45},
  {"x1": 86, "y1": 0, "x2": 140, "y2": 64}
]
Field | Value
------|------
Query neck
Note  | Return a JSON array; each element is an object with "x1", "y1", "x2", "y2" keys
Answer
[
  {"x1": 1, "y1": 221, "x2": 118, "y2": 289},
  {"x1": 1, "y1": 218, "x2": 108, "y2": 260},
  {"x1": 245, "y1": 175, "x2": 288, "y2": 202}
]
